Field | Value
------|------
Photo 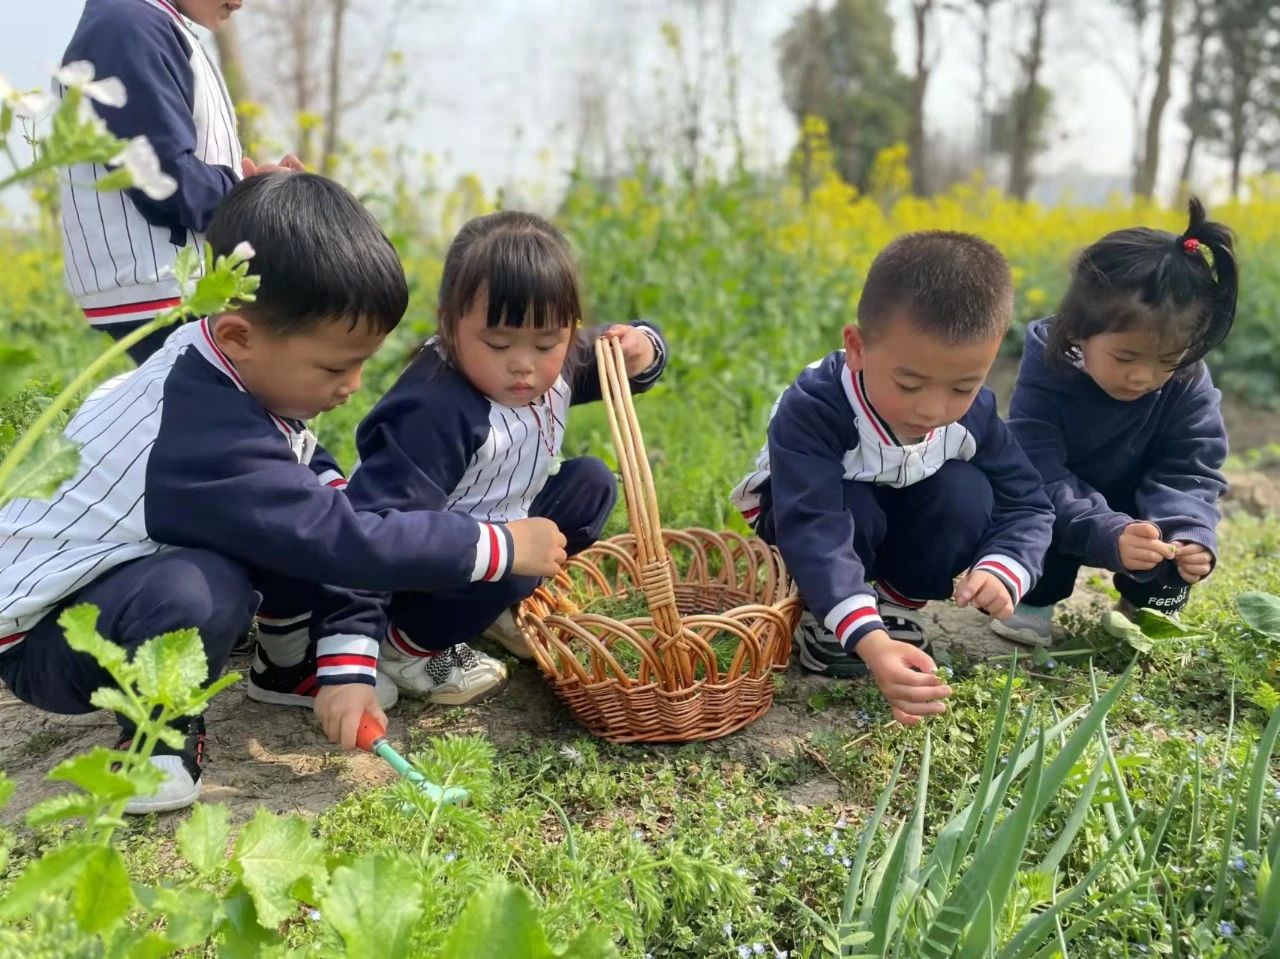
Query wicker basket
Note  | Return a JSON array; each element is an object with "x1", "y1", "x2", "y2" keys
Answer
[{"x1": 519, "y1": 336, "x2": 802, "y2": 743}]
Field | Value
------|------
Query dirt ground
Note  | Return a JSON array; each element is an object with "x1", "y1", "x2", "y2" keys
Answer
[{"x1": 2, "y1": 468, "x2": 1276, "y2": 827}]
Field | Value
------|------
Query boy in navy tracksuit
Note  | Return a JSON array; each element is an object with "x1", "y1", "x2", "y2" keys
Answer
[
  {"x1": 732, "y1": 232, "x2": 1053, "y2": 725},
  {"x1": 993, "y1": 199, "x2": 1235, "y2": 647},
  {"x1": 0, "y1": 174, "x2": 566, "y2": 813},
  {"x1": 59, "y1": 0, "x2": 301, "y2": 363}
]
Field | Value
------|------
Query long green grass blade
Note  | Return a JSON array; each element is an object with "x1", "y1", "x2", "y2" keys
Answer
[
  {"x1": 865, "y1": 819, "x2": 910, "y2": 953},
  {"x1": 1033, "y1": 757, "x2": 1105, "y2": 877},
  {"x1": 841, "y1": 752, "x2": 904, "y2": 927},
  {"x1": 976, "y1": 701, "x2": 1036, "y2": 851},
  {"x1": 1258, "y1": 829, "x2": 1280, "y2": 944},
  {"x1": 904, "y1": 733, "x2": 932, "y2": 881},
  {"x1": 1209, "y1": 757, "x2": 1247, "y2": 924},
  {"x1": 1244, "y1": 706, "x2": 1280, "y2": 852},
  {"x1": 1024, "y1": 876, "x2": 1148, "y2": 959},
  {"x1": 1138, "y1": 779, "x2": 1186, "y2": 891},
  {"x1": 998, "y1": 815, "x2": 1149, "y2": 959}
]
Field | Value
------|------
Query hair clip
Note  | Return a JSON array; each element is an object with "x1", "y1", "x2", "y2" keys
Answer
[{"x1": 1182, "y1": 237, "x2": 1201, "y2": 253}]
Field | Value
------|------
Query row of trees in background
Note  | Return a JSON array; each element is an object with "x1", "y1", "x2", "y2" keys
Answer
[
  {"x1": 778, "y1": 0, "x2": 1280, "y2": 201},
  {"x1": 209, "y1": 0, "x2": 1279, "y2": 203}
]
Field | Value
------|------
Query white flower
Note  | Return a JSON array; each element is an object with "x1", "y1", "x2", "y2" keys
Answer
[
  {"x1": 559, "y1": 744, "x2": 584, "y2": 765},
  {"x1": 55, "y1": 61, "x2": 127, "y2": 108},
  {"x1": 113, "y1": 137, "x2": 177, "y2": 200},
  {"x1": 231, "y1": 241, "x2": 256, "y2": 262},
  {"x1": 12, "y1": 91, "x2": 56, "y2": 120}
]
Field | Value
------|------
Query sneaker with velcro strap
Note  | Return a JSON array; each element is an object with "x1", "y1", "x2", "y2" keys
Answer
[
  {"x1": 878, "y1": 603, "x2": 931, "y2": 653},
  {"x1": 119, "y1": 716, "x2": 206, "y2": 815},
  {"x1": 245, "y1": 641, "x2": 399, "y2": 710},
  {"x1": 794, "y1": 611, "x2": 869, "y2": 678}
]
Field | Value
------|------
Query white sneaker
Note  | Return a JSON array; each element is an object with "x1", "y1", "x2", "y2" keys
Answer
[
  {"x1": 479, "y1": 607, "x2": 534, "y2": 660},
  {"x1": 991, "y1": 604, "x2": 1054, "y2": 647},
  {"x1": 121, "y1": 719, "x2": 205, "y2": 815},
  {"x1": 378, "y1": 641, "x2": 508, "y2": 705}
]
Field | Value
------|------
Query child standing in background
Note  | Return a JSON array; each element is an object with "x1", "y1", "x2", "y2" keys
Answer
[
  {"x1": 58, "y1": 0, "x2": 301, "y2": 363},
  {"x1": 993, "y1": 199, "x2": 1236, "y2": 647},
  {"x1": 308, "y1": 211, "x2": 668, "y2": 705},
  {"x1": 731, "y1": 232, "x2": 1054, "y2": 725}
]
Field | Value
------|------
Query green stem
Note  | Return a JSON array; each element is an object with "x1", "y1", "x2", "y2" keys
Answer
[{"x1": 0, "y1": 309, "x2": 187, "y2": 496}]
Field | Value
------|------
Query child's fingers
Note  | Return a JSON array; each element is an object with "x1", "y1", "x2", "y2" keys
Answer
[
  {"x1": 892, "y1": 707, "x2": 922, "y2": 726},
  {"x1": 891, "y1": 697, "x2": 948, "y2": 717},
  {"x1": 883, "y1": 679, "x2": 951, "y2": 702},
  {"x1": 1130, "y1": 522, "x2": 1162, "y2": 541},
  {"x1": 900, "y1": 645, "x2": 938, "y2": 674}
]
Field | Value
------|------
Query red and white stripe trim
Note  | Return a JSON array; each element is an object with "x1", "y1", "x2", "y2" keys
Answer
[
  {"x1": 315, "y1": 469, "x2": 347, "y2": 489},
  {"x1": 0, "y1": 632, "x2": 26, "y2": 655},
  {"x1": 470, "y1": 522, "x2": 514, "y2": 583},
  {"x1": 83, "y1": 296, "x2": 183, "y2": 326},
  {"x1": 316, "y1": 634, "x2": 379, "y2": 682},
  {"x1": 386, "y1": 624, "x2": 433, "y2": 658},
  {"x1": 875, "y1": 580, "x2": 927, "y2": 610},
  {"x1": 824, "y1": 593, "x2": 883, "y2": 650},
  {"x1": 192, "y1": 319, "x2": 294, "y2": 439},
  {"x1": 972, "y1": 554, "x2": 1032, "y2": 604}
]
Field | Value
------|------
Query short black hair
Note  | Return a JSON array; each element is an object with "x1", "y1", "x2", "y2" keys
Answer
[
  {"x1": 206, "y1": 172, "x2": 408, "y2": 335},
  {"x1": 857, "y1": 231, "x2": 1013, "y2": 343},
  {"x1": 433, "y1": 210, "x2": 581, "y2": 363},
  {"x1": 1047, "y1": 197, "x2": 1237, "y2": 370}
]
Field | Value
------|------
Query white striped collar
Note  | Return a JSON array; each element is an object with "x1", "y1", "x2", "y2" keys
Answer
[
  {"x1": 189, "y1": 318, "x2": 306, "y2": 446},
  {"x1": 839, "y1": 360, "x2": 938, "y2": 450},
  {"x1": 138, "y1": 0, "x2": 197, "y2": 31}
]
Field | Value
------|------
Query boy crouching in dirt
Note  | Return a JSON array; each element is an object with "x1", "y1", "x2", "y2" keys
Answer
[
  {"x1": 731, "y1": 232, "x2": 1055, "y2": 724},
  {"x1": 0, "y1": 173, "x2": 565, "y2": 813}
]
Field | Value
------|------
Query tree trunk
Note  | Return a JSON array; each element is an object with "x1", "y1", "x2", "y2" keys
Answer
[
  {"x1": 975, "y1": 0, "x2": 995, "y2": 160},
  {"x1": 289, "y1": 1, "x2": 316, "y2": 167},
  {"x1": 1136, "y1": 0, "x2": 1178, "y2": 198},
  {"x1": 321, "y1": 0, "x2": 347, "y2": 175},
  {"x1": 1008, "y1": 0, "x2": 1050, "y2": 201},
  {"x1": 213, "y1": 19, "x2": 254, "y2": 151},
  {"x1": 1177, "y1": 0, "x2": 1211, "y2": 192},
  {"x1": 909, "y1": 0, "x2": 933, "y2": 194}
]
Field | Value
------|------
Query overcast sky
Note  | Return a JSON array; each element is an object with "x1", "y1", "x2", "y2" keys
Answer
[{"x1": 3, "y1": 0, "x2": 1233, "y2": 206}]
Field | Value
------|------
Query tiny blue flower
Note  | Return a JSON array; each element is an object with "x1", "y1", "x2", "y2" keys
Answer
[
  {"x1": 803, "y1": 828, "x2": 813, "y2": 838},
  {"x1": 633, "y1": 829, "x2": 645, "y2": 840},
  {"x1": 779, "y1": 855, "x2": 792, "y2": 868},
  {"x1": 1133, "y1": 694, "x2": 1144, "y2": 702},
  {"x1": 753, "y1": 946, "x2": 766, "y2": 956},
  {"x1": 1044, "y1": 658, "x2": 1056, "y2": 669},
  {"x1": 443, "y1": 851, "x2": 457, "y2": 863},
  {"x1": 738, "y1": 945, "x2": 752, "y2": 959},
  {"x1": 835, "y1": 816, "x2": 848, "y2": 829},
  {"x1": 824, "y1": 844, "x2": 836, "y2": 856},
  {"x1": 1219, "y1": 920, "x2": 1236, "y2": 937},
  {"x1": 1232, "y1": 855, "x2": 1247, "y2": 872},
  {"x1": 841, "y1": 856, "x2": 852, "y2": 867},
  {"x1": 723, "y1": 921, "x2": 734, "y2": 937},
  {"x1": 775, "y1": 951, "x2": 789, "y2": 959},
  {"x1": 1196, "y1": 733, "x2": 1206, "y2": 745},
  {"x1": 308, "y1": 909, "x2": 322, "y2": 922},
  {"x1": 804, "y1": 843, "x2": 814, "y2": 853}
]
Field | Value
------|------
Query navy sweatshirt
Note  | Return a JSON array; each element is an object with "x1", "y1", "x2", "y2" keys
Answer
[
  {"x1": 0, "y1": 321, "x2": 516, "y2": 686},
  {"x1": 311, "y1": 323, "x2": 668, "y2": 647},
  {"x1": 1008, "y1": 317, "x2": 1228, "y2": 573},
  {"x1": 59, "y1": 0, "x2": 241, "y2": 326},
  {"x1": 731, "y1": 351, "x2": 1054, "y2": 650}
]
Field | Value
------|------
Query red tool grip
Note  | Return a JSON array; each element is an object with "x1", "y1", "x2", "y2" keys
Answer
[{"x1": 355, "y1": 712, "x2": 387, "y2": 752}]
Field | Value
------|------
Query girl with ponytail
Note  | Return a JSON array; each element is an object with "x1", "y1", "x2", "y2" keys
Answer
[{"x1": 992, "y1": 198, "x2": 1238, "y2": 646}]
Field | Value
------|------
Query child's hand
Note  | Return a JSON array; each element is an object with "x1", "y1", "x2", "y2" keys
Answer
[
  {"x1": 856, "y1": 630, "x2": 952, "y2": 726},
  {"x1": 602, "y1": 324, "x2": 657, "y2": 377},
  {"x1": 954, "y1": 569, "x2": 1015, "y2": 619},
  {"x1": 1174, "y1": 542, "x2": 1213, "y2": 583},
  {"x1": 315, "y1": 683, "x2": 387, "y2": 749},
  {"x1": 507, "y1": 517, "x2": 568, "y2": 577},
  {"x1": 1118, "y1": 522, "x2": 1178, "y2": 572},
  {"x1": 241, "y1": 154, "x2": 306, "y2": 177}
]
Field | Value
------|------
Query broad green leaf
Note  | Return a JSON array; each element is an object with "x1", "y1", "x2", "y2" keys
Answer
[
  {"x1": 321, "y1": 854, "x2": 424, "y2": 959},
  {"x1": 217, "y1": 884, "x2": 282, "y2": 959},
  {"x1": 560, "y1": 926, "x2": 621, "y2": 959},
  {"x1": 1239, "y1": 591, "x2": 1280, "y2": 639},
  {"x1": 132, "y1": 628, "x2": 209, "y2": 705},
  {"x1": 178, "y1": 802, "x2": 232, "y2": 876},
  {"x1": 1133, "y1": 607, "x2": 1205, "y2": 640},
  {"x1": 230, "y1": 808, "x2": 329, "y2": 928},
  {"x1": 73, "y1": 845, "x2": 133, "y2": 934},
  {"x1": 48, "y1": 747, "x2": 147, "y2": 803},
  {"x1": 439, "y1": 879, "x2": 619, "y2": 959},
  {"x1": 185, "y1": 256, "x2": 260, "y2": 316},
  {"x1": 94, "y1": 167, "x2": 133, "y2": 192},
  {"x1": 89, "y1": 686, "x2": 138, "y2": 718},
  {"x1": 1101, "y1": 611, "x2": 1151, "y2": 652},
  {"x1": 842, "y1": 752, "x2": 903, "y2": 928},
  {"x1": 1033, "y1": 757, "x2": 1105, "y2": 877},
  {"x1": 60, "y1": 604, "x2": 128, "y2": 673},
  {"x1": 104, "y1": 929, "x2": 177, "y2": 959},
  {"x1": 0, "y1": 429, "x2": 82, "y2": 505},
  {"x1": 25, "y1": 792, "x2": 100, "y2": 827},
  {"x1": 0, "y1": 344, "x2": 38, "y2": 404},
  {"x1": 147, "y1": 885, "x2": 222, "y2": 947},
  {"x1": 0, "y1": 841, "x2": 93, "y2": 921}
]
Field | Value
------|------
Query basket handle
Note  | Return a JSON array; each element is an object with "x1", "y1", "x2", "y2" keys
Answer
[{"x1": 595, "y1": 336, "x2": 688, "y2": 666}]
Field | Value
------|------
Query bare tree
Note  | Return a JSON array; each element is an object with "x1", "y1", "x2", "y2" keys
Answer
[
  {"x1": 1176, "y1": 0, "x2": 1214, "y2": 191},
  {"x1": 1008, "y1": 0, "x2": 1051, "y2": 200},
  {"x1": 1135, "y1": 0, "x2": 1179, "y2": 198},
  {"x1": 967, "y1": 0, "x2": 1005, "y2": 161},
  {"x1": 908, "y1": 0, "x2": 938, "y2": 194},
  {"x1": 321, "y1": 0, "x2": 348, "y2": 175}
]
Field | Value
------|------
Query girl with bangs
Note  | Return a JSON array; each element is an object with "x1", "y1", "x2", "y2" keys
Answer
[{"x1": 314, "y1": 211, "x2": 668, "y2": 703}]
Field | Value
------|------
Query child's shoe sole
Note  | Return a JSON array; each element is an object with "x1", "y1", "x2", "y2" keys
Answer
[{"x1": 990, "y1": 619, "x2": 1054, "y2": 648}]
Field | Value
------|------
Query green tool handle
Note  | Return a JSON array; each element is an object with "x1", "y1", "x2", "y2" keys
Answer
[{"x1": 372, "y1": 740, "x2": 469, "y2": 805}]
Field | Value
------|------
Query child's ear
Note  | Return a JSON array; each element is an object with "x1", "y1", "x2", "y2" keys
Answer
[
  {"x1": 211, "y1": 313, "x2": 256, "y2": 361},
  {"x1": 843, "y1": 324, "x2": 866, "y2": 372}
]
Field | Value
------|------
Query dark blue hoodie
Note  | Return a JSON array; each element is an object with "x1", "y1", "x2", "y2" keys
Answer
[{"x1": 1008, "y1": 317, "x2": 1228, "y2": 573}]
